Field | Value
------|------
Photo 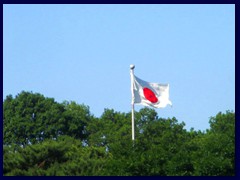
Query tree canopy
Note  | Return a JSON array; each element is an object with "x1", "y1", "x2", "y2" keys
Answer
[{"x1": 3, "y1": 91, "x2": 235, "y2": 176}]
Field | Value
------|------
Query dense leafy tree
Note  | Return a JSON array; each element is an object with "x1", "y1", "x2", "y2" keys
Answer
[
  {"x1": 3, "y1": 92, "x2": 235, "y2": 176},
  {"x1": 3, "y1": 136, "x2": 111, "y2": 176},
  {"x1": 3, "y1": 91, "x2": 65, "y2": 146},
  {"x1": 127, "y1": 112, "x2": 189, "y2": 176},
  {"x1": 3, "y1": 91, "x2": 93, "y2": 146},
  {"x1": 61, "y1": 101, "x2": 94, "y2": 141},
  {"x1": 191, "y1": 111, "x2": 235, "y2": 176}
]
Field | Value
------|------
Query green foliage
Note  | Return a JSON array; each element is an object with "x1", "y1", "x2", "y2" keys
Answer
[
  {"x1": 61, "y1": 101, "x2": 93, "y2": 140},
  {"x1": 191, "y1": 111, "x2": 235, "y2": 176},
  {"x1": 3, "y1": 91, "x2": 93, "y2": 146},
  {"x1": 3, "y1": 92, "x2": 235, "y2": 176},
  {"x1": 3, "y1": 91, "x2": 65, "y2": 146},
  {"x1": 3, "y1": 136, "x2": 111, "y2": 176}
]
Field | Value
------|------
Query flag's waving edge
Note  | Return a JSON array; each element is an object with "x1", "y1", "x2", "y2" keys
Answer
[{"x1": 133, "y1": 75, "x2": 172, "y2": 108}]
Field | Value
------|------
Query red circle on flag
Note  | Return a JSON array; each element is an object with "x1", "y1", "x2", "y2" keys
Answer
[{"x1": 143, "y1": 87, "x2": 158, "y2": 103}]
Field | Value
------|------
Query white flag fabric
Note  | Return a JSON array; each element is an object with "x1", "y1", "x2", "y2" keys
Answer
[{"x1": 133, "y1": 75, "x2": 172, "y2": 108}]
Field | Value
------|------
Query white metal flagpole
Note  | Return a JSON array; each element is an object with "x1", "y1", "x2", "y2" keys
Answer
[{"x1": 130, "y1": 64, "x2": 135, "y2": 141}]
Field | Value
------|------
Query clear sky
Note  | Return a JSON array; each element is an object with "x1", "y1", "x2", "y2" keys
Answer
[{"x1": 3, "y1": 4, "x2": 235, "y2": 131}]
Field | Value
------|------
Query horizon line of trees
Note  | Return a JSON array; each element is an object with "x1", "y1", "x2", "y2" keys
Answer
[{"x1": 3, "y1": 91, "x2": 235, "y2": 176}]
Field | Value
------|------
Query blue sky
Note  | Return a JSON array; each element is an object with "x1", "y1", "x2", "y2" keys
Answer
[{"x1": 3, "y1": 4, "x2": 235, "y2": 131}]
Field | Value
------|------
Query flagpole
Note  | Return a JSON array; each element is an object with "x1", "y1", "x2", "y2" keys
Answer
[{"x1": 130, "y1": 64, "x2": 135, "y2": 141}]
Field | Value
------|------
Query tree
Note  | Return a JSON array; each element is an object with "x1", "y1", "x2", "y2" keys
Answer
[
  {"x1": 61, "y1": 101, "x2": 94, "y2": 141},
  {"x1": 3, "y1": 91, "x2": 93, "y2": 146},
  {"x1": 4, "y1": 135, "x2": 112, "y2": 176},
  {"x1": 191, "y1": 111, "x2": 235, "y2": 176},
  {"x1": 87, "y1": 109, "x2": 132, "y2": 155},
  {"x1": 4, "y1": 91, "x2": 65, "y2": 146},
  {"x1": 129, "y1": 110, "x2": 189, "y2": 176},
  {"x1": 3, "y1": 91, "x2": 235, "y2": 176}
]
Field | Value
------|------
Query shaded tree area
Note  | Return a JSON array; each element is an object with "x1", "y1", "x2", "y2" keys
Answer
[{"x1": 3, "y1": 91, "x2": 235, "y2": 176}]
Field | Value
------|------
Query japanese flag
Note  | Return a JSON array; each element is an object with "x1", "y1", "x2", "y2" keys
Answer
[{"x1": 133, "y1": 75, "x2": 172, "y2": 108}]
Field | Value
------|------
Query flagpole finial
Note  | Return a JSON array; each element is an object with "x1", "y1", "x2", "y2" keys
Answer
[{"x1": 130, "y1": 64, "x2": 135, "y2": 69}]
